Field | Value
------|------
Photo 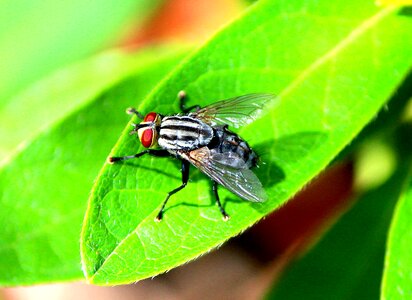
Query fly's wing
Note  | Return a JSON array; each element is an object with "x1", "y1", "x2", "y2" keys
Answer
[
  {"x1": 190, "y1": 93, "x2": 276, "y2": 128},
  {"x1": 183, "y1": 147, "x2": 267, "y2": 202}
]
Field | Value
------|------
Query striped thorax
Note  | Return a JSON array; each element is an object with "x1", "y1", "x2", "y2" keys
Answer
[{"x1": 158, "y1": 115, "x2": 213, "y2": 150}]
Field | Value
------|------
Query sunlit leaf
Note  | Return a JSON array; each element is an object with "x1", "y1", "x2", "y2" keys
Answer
[{"x1": 81, "y1": 0, "x2": 412, "y2": 284}]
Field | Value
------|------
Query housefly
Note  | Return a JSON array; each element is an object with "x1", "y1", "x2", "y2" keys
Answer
[{"x1": 109, "y1": 91, "x2": 274, "y2": 221}]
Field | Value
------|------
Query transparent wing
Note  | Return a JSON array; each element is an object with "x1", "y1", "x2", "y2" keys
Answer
[
  {"x1": 190, "y1": 93, "x2": 276, "y2": 128},
  {"x1": 183, "y1": 147, "x2": 267, "y2": 202}
]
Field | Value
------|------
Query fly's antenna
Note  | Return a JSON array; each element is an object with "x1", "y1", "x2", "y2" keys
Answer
[{"x1": 126, "y1": 107, "x2": 144, "y2": 119}]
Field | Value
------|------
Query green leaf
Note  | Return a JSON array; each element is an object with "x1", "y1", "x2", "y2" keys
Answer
[
  {"x1": 81, "y1": 0, "x2": 412, "y2": 284},
  {"x1": 382, "y1": 130, "x2": 412, "y2": 299},
  {"x1": 0, "y1": 0, "x2": 161, "y2": 105},
  {"x1": 0, "y1": 47, "x2": 188, "y2": 286},
  {"x1": 267, "y1": 124, "x2": 412, "y2": 299}
]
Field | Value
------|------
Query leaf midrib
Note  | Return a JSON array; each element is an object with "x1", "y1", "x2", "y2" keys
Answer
[{"x1": 278, "y1": 5, "x2": 397, "y2": 100}]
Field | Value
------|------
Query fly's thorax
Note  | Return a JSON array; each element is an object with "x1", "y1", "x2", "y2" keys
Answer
[{"x1": 158, "y1": 115, "x2": 213, "y2": 150}]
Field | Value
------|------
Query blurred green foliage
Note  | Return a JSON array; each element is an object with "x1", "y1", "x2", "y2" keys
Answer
[{"x1": 0, "y1": 0, "x2": 161, "y2": 106}]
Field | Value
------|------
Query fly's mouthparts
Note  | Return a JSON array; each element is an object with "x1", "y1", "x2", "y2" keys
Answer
[
  {"x1": 129, "y1": 123, "x2": 154, "y2": 135},
  {"x1": 130, "y1": 123, "x2": 151, "y2": 129},
  {"x1": 137, "y1": 123, "x2": 152, "y2": 130}
]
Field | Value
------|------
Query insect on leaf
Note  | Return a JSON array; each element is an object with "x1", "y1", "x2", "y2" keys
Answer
[{"x1": 81, "y1": 0, "x2": 412, "y2": 285}]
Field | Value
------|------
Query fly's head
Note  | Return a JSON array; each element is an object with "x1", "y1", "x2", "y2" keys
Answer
[{"x1": 130, "y1": 112, "x2": 162, "y2": 148}]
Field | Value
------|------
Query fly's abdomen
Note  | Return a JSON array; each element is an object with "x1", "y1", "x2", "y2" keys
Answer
[
  {"x1": 158, "y1": 116, "x2": 213, "y2": 150},
  {"x1": 210, "y1": 127, "x2": 258, "y2": 168}
]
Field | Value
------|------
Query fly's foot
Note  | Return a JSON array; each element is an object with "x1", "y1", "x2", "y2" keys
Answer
[
  {"x1": 178, "y1": 90, "x2": 186, "y2": 101},
  {"x1": 154, "y1": 212, "x2": 163, "y2": 222},
  {"x1": 126, "y1": 107, "x2": 144, "y2": 119},
  {"x1": 179, "y1": 90, "x2": 201, "y2": 112},
  {"x1": 108, "y1": 156, "x2": 120, "y2": 164}
]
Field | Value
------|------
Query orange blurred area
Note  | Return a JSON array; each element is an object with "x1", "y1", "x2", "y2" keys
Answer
[{"x1": 122, "y1": 0, "x2": 245, "y2": 48}]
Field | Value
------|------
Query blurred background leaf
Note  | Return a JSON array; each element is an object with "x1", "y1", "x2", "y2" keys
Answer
[
  {"x1": 0, "y1": 0, "x2": 161, "y2": 106},
  {"x1": 381, "y1": 125, "x2": 412, "y2": 299},
  {"x1": 81, "y1": 0, "x2": 412, "y2": 285}
]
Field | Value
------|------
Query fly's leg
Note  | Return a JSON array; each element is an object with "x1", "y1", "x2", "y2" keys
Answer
[
  {"x1": 108, "y1": 149, "x2": 170, "y2": 163},
  {"x1": 178, "y1": 90, "x2": 201, "y2": 113},
  {"x1": 212, "y1": 181, "x2": 230, "y2": 221},
  {"x1": 155, "y1": 160, "x2": 190, "y2": 221},
  {"x1": 126, "y1": 107, "x2": 144, "y2": 119}
]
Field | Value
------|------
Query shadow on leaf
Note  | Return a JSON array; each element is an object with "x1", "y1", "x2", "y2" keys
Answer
[
  {"x1": 400, "y1": 7, "x2": 412, "y2": 17},
  {"x1": 118, "y1": 159, "x2": 181, "y2": 181},
  {"x1": 167, "y1": 131, "x2": 328, "y2": 215},
  {"x1": 249, "y1": 130, "x2": 328, "y2": 213}
]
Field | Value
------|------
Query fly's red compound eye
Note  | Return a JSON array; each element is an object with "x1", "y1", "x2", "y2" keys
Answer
[
  {"x1": 141, "y1": 128, "x2": 154, "y2": 148},
  {"x1": 138, "y1": 112, "x2": 159, "y2": 148},
  {"x1": 144, "y1": 112, "x2": 157, "y2": 122}
]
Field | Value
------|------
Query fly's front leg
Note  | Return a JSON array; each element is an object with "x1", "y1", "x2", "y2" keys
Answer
[
  {"x1": 108, "y1": 149, "x2": 170, "y2": 163},
  {"x1": 212, "y1": 181, "x2": 230, "y2": 221},
  {"x1": 126, "y1": 107, "x2": 144, "y2": 119},
  {"x1": 178, "y1": 90, "x2": 200, "y2": 113},
  {"x1": 155, "y1": 160, "x2": 190, "y2": 222}
]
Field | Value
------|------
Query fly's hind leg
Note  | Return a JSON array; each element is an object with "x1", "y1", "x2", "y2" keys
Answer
[
  {"x1": 178, "y1": 90, "x2": 201, "y2": 113},
  {"x1": 155, "y1": 160, "x2": 190, "y2": 221},
  {"x1": 212, "y1": 181, "x2": 230, "y2": 221}
]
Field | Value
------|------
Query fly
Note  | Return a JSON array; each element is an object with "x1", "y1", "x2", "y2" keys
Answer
[{"x1": 109, "y1": 91, "x2": 274, "y2": 221}]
